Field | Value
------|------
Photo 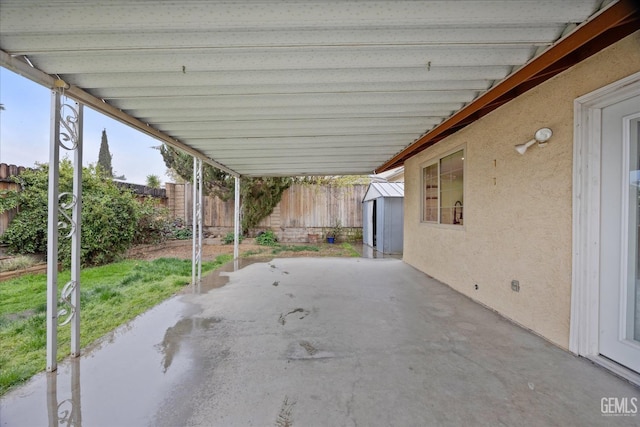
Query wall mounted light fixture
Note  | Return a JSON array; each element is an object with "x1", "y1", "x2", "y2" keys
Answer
[{"x1": 515, "y1": 127, "x2": 553, "y2": 155}]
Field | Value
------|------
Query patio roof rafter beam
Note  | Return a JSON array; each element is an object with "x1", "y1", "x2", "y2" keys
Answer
[
  {"x1": 377, "y1": 0, "x2": 640, "y2": 172},
  {"x1": 0, "y1": 49, "x2": 239, "y2": 178}
]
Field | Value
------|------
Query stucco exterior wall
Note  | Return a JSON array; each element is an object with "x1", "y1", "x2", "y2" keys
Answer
[{"x1": 403, "y1": 31, "x2": 640, "y2": 349}]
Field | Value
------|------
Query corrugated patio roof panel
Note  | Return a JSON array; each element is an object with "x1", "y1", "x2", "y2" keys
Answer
[{"x1": 0, "y1": 0, "x2": 610, "y2": 176}]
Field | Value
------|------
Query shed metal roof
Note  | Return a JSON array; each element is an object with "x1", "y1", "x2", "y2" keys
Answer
[
  {"x1": 363, "y1": 182, "x2": 404, "y2": 202},
  {"x1": 0, "y1": 0, "x2": 634, "y2": 177}
]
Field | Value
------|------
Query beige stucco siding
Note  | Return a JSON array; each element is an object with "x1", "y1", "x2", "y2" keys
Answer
[{"x1": 403, "y1": 31, "x2": 640, "y2": 349}]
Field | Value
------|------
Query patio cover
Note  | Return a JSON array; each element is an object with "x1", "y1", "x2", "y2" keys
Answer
[{"x1": 1, "y1": 0, "x2": 638, "y2": 177}]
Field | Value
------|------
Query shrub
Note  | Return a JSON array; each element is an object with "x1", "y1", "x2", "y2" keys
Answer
[
  {"x1": 0, "y1": 255, "x2": 39, "y2": 272},
  {"x1": 256, "y1": 230, "x2": 278, "y2": 246},
  {"x1": 0, "y1": 161, "x2": 140, "y2": 267},
  {"x1": 166, "y1": 217, "x2": 192, "y2": 240},
  {"x1": 172, "y1": 227, "x2": 192, "y2": 240},
  {"x1": 133, "y1": 197, "x2": 172, "y2": 245},
  {"x1": 222, "y1": 232, "x2": 243, "y2": 245}
]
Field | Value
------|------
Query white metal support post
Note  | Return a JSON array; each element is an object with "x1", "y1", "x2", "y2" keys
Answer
[
  {"x1": 234, "y1": 176, "x2": 240, "y2": 260},
  {"x1": 46, "y1": 89, "x2": 83, "y2": 371},
  {"x1": 69, "y1": 103, "x2": 83, "y2": 357},
  {"x1": 46, "y1": 90, "x2": 61, "y2": 372},
  {"x1": 191, "y1": 158, "x2": 195, "y2": 286},
  {"x1": 197, "y1": 159, "x2": 203, "y2": 282},
  {"x1": 192, "y1": 157, "x2": 203, "y2": 285}
]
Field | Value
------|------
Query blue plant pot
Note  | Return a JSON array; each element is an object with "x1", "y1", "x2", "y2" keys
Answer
[{"x1": 327, "y1": 237, "x2": 335, "y2": 244}]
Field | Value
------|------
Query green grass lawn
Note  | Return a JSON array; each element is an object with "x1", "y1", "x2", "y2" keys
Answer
[{"x1": 0, "y1": 255, "x2": 232, "y2": 395}]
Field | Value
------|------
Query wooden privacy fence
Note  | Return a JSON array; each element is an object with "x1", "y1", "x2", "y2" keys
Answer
[
  {"x1": 0, "y1": 163, "x2": 366, "y2": 244},
  {"x1": 166, "y1": 183, "x2": 367, "y2": 242}
]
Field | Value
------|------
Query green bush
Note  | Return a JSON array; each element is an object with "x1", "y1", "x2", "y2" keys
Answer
[
  {"x1": 0, "y1": 161, "x2": 140, "y2": 267},
  {"x1": 172, "y1": 227, "x2": 192, "y2": 240},
  {"x1": 167, "y1": 218, "x2": 192, "y2": 240},
  {"x1": 133, "y1": 197, "x2": 172, "y2": 245},
  {"x1": 256, "y1": 230, "x2": 278, "y2": 246},
  {"x1": 222, "y1": 232, "x2": 243, "y2": 245}
]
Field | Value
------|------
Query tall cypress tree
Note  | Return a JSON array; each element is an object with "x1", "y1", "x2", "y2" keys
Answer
[{"x1": 97, "y1": 129, "x2": 113, "y2": 178}]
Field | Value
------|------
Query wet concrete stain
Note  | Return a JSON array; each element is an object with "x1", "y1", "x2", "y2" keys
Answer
[
  {"x1": 287, "y1": 340, "x2": 335, "y2": 360},
  {"x1": 156, "y1": 317, "x2": 221, "y2": 373},
  {"x1": 196, "y1": 272, "x2": 229, "y2": 293},
  {"x1": 456, "y1": 322, "x2": 477, "y2": 332},
  {"x1": 278, "y1": 308, "x2": 310, "y2": 325},
  {"x1": 427, "y1": 302, "x2": 455, "y2": 318},
  {"x1": 268, "y1": 262, "x2": 291, "y2": 276},
  {"x1": 299, "y1": 340, "x2": 318, "y2": 355},
  {"x1": 194, "y1": 257, "x2": 273, "y2": 293},
  {"x1": 275, "y1": 395, "x2": 296, "y2": 427}
]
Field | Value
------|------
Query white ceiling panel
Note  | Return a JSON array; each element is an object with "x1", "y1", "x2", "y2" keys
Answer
[
  {"x1": 2, "y1": 26, "x2": 564, "y2": 54},
  {"x1": 69, "y1": 67, "x2": 514, "y2": 88},
  {"x1": 0, "y1": 1, "x2": 599, "y2": 31},
  {"x1": 110, "y1": 91, "x2": 478, "y2": 110},
  {"x1": 92, "y1": 80, "x2": 492, "y2": 99},
  {"x1": 132, "y1": 106, "x2": 461, "y2": 122},
  {"x1": 157, "y1": 117, "x2": 442, "y2": 132},
  {"x1": 29, "y1": 46, "x2": 536, "y2": 74},
  {"x1": 0, "y1": 0, "x2": 604, "y2": 176}
]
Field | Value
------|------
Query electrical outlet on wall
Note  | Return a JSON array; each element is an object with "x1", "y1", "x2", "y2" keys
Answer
[{"x1": 511, "y1": 280, "x2": 520, "y2": 292}]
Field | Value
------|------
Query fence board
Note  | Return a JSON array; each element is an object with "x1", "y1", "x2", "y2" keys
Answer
[{"x1": 177, "y1": 183, "x2": 366, "y2": 229}]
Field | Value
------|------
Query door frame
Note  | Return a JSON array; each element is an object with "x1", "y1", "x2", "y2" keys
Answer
[{"x1": 571, "y1": 71, "x2": 640, "y2": 385}]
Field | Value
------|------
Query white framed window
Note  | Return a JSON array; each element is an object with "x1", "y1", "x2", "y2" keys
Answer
[{"x1": 421, "y1": 148, "x2": 465, "y2": 225}]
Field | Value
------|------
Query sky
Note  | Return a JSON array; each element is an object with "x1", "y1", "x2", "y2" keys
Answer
[{"x1": 0, "y1": 68, "x2": 172, "y2": 186}]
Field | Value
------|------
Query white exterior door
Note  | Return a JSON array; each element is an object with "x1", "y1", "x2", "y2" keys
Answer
[{"x1": 599, "y1": 94, "x2": 640, "y2": 373}]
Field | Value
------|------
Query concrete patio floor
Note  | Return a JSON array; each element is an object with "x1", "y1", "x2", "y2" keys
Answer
[{"x1": 1, "y1": 257, "x2": 639, "y2": 426}]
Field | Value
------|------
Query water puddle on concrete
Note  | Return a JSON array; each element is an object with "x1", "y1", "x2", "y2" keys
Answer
[
  {"x1": 356, "y1": 244, "x2": 402, "y2": 260},
  {"x1": 193, "y1": 257, "x2": 272, "y2": 293},
  {"x1": 0, "y1": 295, "x2": 199, "y2": 426},
  {"x1": 0, "y1": 259, "x2": 262, "y2": 427},
  {"x1": 156, "y1": 316, "x2": 222, "y2": 373}
]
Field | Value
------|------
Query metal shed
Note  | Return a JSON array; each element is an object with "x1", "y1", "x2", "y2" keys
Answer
[{"x1": 362, "y1": 182, "x2": 404, "y2": 255}]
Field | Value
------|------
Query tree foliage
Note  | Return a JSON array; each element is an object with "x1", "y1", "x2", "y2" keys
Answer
[
  {"x1": 97, "y1": 129, "x2": 113, "y2": 178},
  {"x1": 146, "y1": 174, "x2": 161, "y2": 189},
  {"x1": 239, "y1": 176, "x2": 291, "y2": 233},
  {"x1": 0, "y1": 161, "x2": 141, "y2": 267},
  {"x1": 296, "y1": 175, "x2": 371, "y2": 186},
  {"x1": 160, "y1": 145, "x2": 292, "y2": 233}
]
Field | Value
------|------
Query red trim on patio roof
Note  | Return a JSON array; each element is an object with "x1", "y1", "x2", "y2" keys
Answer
[{"x1": 377, "y1": 0, "x2": 640, "y2": 173}]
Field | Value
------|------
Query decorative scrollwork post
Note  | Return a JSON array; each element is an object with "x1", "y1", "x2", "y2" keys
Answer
[
  {"x1": 234, "y1": 176, "x2": 240, "y2": 262},
  {"x1": 46, "y1": 88, "x2": 83, "y2": 372},
  {"x1": 192, "y1": 157, "x2": 203, "y2": 286}
]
